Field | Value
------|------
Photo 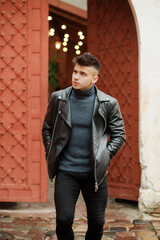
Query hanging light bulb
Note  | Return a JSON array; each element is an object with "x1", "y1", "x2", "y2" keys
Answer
[
  {"x1": 76, "y1": 50, "x2": 81, "y2": 55},
  {"x1": 63, "y1": 47, "x2": 68, "y2": 52},
  {"x1": 61, "y1": 25, "x2": 67, "y2": 29},
  {"x1": 63, "y1": 42, "x2": 67, "y2": 46},
  {"x1": 80, "y1": 35, "x2": 85, "y2": 40},
  {"x1": 55, "y1": 41, "x2": 61, "y2": 49},
  {"x1": 78, "y1": 31, "x2": 83, "y2": 36},
  {"x1": 49, "y1": 28, "x2": 55, "y2": 36},
  {"x1": 48, "y1": 16, "x2": 52, "y2": 21},
  {"x1": 63, "y1": 37, "x2": 68, "y2": 42},
  {"x1": 74, "y1": 45, "x2": 79, "y2": 50},
  {"x1": 64, "y1": 33, "x2": 69, "y2": 38},
  {"x1": 78, "y1": 41, "x2": 83, "y2": 46}
]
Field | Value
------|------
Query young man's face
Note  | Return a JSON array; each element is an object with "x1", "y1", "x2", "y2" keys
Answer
[{"x1": 72, "y1": 64, "x2": 99, "y2": 91}]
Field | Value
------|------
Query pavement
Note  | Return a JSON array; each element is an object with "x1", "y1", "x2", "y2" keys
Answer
[{"x1": 0, "y1": 195, "x2": 160, "y2": 240}]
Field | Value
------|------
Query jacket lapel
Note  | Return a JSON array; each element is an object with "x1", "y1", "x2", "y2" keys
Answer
[
  {"x1": 57, "y1": 87, "x2": 72, "y2": 128},
  {"x1": 92, "y1": 87, "x2": 108, "y2": 133},
  {"x1": 91, "y1": 88, "x2": 109, "y2": 160},
  {"x1": 59, "y1": 100, "x2": 72, "y2": 128},
  {"x1": 57, "y1": 86, "x2": 109, "y2": 132}
]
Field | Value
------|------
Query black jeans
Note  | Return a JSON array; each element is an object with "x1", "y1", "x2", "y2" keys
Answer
[{"x1": 54, "y1": 170, "x2": 108, "y2": 240}]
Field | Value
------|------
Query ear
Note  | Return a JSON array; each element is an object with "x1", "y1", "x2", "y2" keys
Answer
[{"x1": 93, "y1": 76, "x2": 99, "y2": 84}]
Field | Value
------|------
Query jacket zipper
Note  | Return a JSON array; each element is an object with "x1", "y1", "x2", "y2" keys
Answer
[
  {"x1": 94, "y1": 168, "x2": 108, "y2": 192},
  {"x1": 94, "y1": 155, "x2": 98, "y2": 192}
]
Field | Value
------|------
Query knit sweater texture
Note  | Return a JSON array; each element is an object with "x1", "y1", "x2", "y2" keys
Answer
[{"x1": 58, "y1": 85, "x2": 96, "y2": 172}]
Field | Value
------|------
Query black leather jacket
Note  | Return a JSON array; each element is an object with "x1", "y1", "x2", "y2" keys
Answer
[{"x1": 42, "y1": 86, "x2": 126, "y2": 191}]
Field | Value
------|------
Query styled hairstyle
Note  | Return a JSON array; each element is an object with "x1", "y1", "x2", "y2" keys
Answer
[{"x1": 73, "y1": 52, "x2": 101, "y2": 73}]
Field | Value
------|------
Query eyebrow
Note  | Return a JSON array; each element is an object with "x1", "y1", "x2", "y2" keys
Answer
[{"x1": 73, "y1": 68, "x2": 88, "y2": 75}]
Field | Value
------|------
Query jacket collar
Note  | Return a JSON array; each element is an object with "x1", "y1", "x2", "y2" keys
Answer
[
  {"x1": 96, "y1": 86, "x2": 110, "y2": 102},
  {"x1": 57, "y1": 85, "x2": 109, "y2": 102},
  {"x1": 57, "y1": 86, "x2": 72, "y2": 101}
]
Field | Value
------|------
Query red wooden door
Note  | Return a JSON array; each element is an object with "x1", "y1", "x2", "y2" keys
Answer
[
  {"x1": 88, "y1": 0, "x2": 140, "y2": 200},
  {"x1": 0, "y1": 0, "x2": 48, "y2": 202}
]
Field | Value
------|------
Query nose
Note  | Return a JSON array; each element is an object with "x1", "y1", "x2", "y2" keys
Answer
[{"x1": 74, "y1": 72, "x2": 79, "y2": 80}]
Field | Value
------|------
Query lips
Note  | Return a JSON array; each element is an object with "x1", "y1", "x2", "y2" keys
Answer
[{"x1": 73, "y1": 81, "x2": 79, "y2": 86}]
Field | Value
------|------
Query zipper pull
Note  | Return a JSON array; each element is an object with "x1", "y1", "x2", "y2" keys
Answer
[{"x1": 95, "y1": 182, "x2": 98, "y2": 192}]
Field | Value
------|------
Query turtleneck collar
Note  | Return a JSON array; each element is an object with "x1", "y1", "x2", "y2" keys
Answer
[{"x1": 72, "y1": 85, "x2": 95, "y2": 98}]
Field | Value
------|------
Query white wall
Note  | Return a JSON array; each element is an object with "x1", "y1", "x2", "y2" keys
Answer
[
  {"x1": 61, "y1": 0, "x2": 87, "y2": 11},
  {"x1": 129, "y1": 0, "x2": 160, "y2": 217}
]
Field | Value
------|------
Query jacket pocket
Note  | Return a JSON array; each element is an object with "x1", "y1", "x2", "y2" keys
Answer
[
  {"x1": 95, "y1": 136, "x2": 111, "y2": 184},
  {"x1": 96, "y1": 146, "x2": 110, "y2": 169}
]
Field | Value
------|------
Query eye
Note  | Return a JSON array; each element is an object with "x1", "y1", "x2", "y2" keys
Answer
[
  {"x1": 81, "y1": 72, "x2": 87, "y2": 76},
  {"x1": 73, "y1": 69, "x2": 77, "y2": 74}
]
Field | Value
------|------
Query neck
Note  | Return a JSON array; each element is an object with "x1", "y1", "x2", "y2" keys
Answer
[{"x1": 73, "y1": 85, "x2": 95, "y2": 97}]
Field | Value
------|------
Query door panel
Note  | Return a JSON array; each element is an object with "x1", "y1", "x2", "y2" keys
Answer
[
  {"x1": 0, "y1": 0, "x2": 48, "y2": 202},
  {"x1": 88, "y1": 0, "x2": 140, "y2": 200}
]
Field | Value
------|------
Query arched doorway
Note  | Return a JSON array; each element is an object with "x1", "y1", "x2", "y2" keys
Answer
[{"x1": 88, "y1": 0, "x2": 140, "y2": 200}]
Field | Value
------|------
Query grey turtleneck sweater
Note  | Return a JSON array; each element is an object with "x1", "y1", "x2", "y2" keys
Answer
[{"x1": 58, "y1": 85, "x2": 96, "y2": 172}]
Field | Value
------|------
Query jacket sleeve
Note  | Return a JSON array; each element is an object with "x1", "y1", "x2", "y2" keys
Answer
[
  {"x1": 41, "y1": 94, "x2": 57, "y2": 158},
  {"x1": 107, "y1": 98, "x2": 126, "y2": 158}
]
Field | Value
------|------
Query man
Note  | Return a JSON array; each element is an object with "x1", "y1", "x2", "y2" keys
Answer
[{"x1": 42, "y1": 52, "x2": 126, "y2": 240}]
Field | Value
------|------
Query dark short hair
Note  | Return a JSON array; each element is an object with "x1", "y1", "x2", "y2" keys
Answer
[{"x1": 73, "y1": 52, "x2": 101, "y2": 73}]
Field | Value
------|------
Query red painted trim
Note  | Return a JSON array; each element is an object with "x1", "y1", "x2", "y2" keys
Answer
[{"x1": 49, "y1": 0, "x2": 87, "y2": 19}]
